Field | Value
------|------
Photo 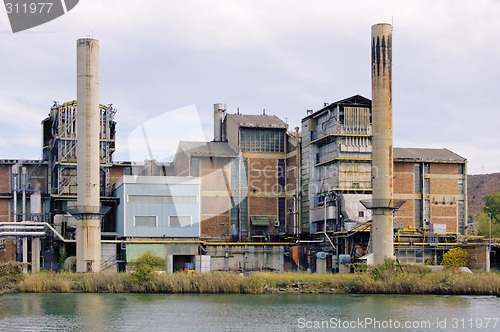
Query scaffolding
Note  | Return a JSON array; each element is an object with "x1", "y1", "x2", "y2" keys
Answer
[{"x1": 42, "y1": 100, "x2": 116, "y2": 197}]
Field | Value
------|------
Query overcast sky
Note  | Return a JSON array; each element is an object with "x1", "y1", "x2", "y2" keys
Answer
[{"x1": 1, "y1": 0, "x2": 499, "y2": 174}]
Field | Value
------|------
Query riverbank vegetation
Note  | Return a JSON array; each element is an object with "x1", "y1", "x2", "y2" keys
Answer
[{"x1": 2, "y1": 260, "x2": 499, "y2": 296}]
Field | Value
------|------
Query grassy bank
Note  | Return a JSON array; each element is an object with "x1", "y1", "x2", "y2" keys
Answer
[{"x1": 2, "y1": 262, "x2": 499, "y2": 295}]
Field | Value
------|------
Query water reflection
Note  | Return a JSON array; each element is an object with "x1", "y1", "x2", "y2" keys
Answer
[{"x1": 0, "y1": 293, "x2": 498, "y2": 331}]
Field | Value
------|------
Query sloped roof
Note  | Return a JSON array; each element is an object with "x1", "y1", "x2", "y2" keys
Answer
[
  {"x1": 226, "y1": 113, "x2": 287, "y2": 128},
  {"x1": 393, "y1": 148, "x2": 466, "y2": 163},
  {"x1": 178, "y1": 141, "x2": 238, "y2": 158},
  {"x1": 302, "y1": 94, "x2": 371, "y2": 121}
]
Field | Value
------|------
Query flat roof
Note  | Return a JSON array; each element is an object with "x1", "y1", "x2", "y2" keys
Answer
[{"x1": 114, "y1": 175, "x2": 200, "y2": 188}]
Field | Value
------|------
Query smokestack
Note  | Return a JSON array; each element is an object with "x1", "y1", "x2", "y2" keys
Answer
[
  {"x1": 371, "y1": 23, "x2": 394, "y2": 265},
  {"x1": 213, "y1": 103, "x2": 223, "y2": 141},
  {"x1": 76, "y1": 38, "x2": 101, "y2": 272}
]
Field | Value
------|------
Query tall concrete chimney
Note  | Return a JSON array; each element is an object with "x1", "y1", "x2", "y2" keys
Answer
[
  {"x1": 213, "y1": 103, "x2": 223, "y2": 141},
  {"x1": 76, "y1": 38, "x2": 101, "y2": 272},
  {"x1": 371, "y1": 23, "x2": 394, "y2": 265}
]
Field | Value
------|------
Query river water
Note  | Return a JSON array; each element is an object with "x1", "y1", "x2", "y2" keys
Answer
[{"x1": 0, "y1": 293, "x2": 499, "y2": 331}]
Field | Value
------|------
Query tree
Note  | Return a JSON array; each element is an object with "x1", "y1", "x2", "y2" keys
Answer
[
  {"x1": 485, "y1": 193, "x2": 500, "y2": 221},
  {"x1": 477, "y1": 193, "x2": 500, "y2": 238}
]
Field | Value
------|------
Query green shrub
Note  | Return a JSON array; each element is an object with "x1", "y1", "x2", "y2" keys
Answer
[
  {"x1": 442, "y1": 247, "x2": 467, "y2": 268},
  {"x1": 128, "y1": 253, "x2": 166, "y2": 285}
]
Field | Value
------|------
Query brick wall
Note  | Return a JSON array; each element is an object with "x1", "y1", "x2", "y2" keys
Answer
[
  {"x1": 431, "y1": 163, "x2": 458, "y2": 175},
  {"x1": 395, "y1": 199, "x2": 414, "y2": 228},
  {"x1": 430, "y1": 178, "x2": 457, "y2": 195},
  {"x1": 109, "y1": 166, "x2": 125, "y2": 189},
  {"x1": 0, "y1": 165, "x2": 10, "y2": 193},
  {"x1": 0, "y1": 238, "x2": 16, "y2": 262},
  {"x1": 201, "y1": 215, "x2": 230, "y2": 239},
  {"x1": 248, "y1": 158, "x2": 277, "y2": 193},
  {"x1": 394, "y1": 162, "x2": 413, "y2": 173},
  {"x1": 394, "y1": 173, "x2": 414, "y2": 194},
  {"x1": 0, "y1": 200, "x2": 9, "y2": 222}
]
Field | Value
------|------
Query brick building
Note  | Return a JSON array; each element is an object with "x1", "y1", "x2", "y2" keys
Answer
[
  {"x1": 393, "y1": 148, "x2": 467, "y2": 234},
  {"x1": 171, "y1": 110, "x2": 298, "y2": 242}
]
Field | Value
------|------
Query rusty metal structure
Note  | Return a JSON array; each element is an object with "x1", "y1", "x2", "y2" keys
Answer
[{"x1": 42, "y1": 100, "x2": 116, "y2": 198}]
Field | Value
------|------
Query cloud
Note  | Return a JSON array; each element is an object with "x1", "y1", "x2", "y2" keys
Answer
[
  {"x1": 127, "y1": 104, "x2": 206, "y2": 162},
  {"x1": 0, "y1": 0, "x2": 499, "y2": 174}
]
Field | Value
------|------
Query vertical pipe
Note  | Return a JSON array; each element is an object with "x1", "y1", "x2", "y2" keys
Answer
[
  {"x1": 12, "y1": 165, "x2": 18, "y2": 222},
  {"x1": 22, "y1": 167, "x2": 26, "y2": 222},
  {"x1": 371, "y1": 23, "x2": 394, "y2": 265},
  {"x1": 76, "y1": 38, "x2": 101, "y2": 272},
  {"x1": 22, "y1": 237, "x2": 28, "y2": 274},
  {"x1": 31, "y1": 238, "x2": 40, "y2": 273},
  {"x1": 214, "y1": 104, "x2": 223, "y2": 141}
]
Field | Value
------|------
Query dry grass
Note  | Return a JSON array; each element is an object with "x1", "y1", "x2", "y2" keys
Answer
[{"x1": 13, "y1": 269, "x2": 500, "y2": 295}]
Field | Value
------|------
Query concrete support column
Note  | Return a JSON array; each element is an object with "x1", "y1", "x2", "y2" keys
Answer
[
  {"x1": 22, "y1": 237, "x2": 28, "y2": 274},
  {"x1": 31, "y1": 237, "x2": 40, "y2": 273},
  {"x1": 371, "y1": 23, "x2": 394, "y2": 265},
  {"x1": 76, "y1": 219, "x2": 101, "y2": 272}
]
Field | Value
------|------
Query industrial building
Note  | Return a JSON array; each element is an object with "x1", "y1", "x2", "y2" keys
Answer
[
  {"x1": 393, "y1": 148, "x2": 467, "y2": 234},
  {"x1": 0, "y1": 31, "x2": 492, "y2": 274},
  {"x1": 298, "y1": 95, "x2": 471, "y2": 268},
  {"x1": 0, "y1": 95, "x2": 478, "y2": 273}
]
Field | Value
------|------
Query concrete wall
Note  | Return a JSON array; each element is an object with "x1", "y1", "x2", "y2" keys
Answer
[
  {"x1": 206, "y1": 245, "x2": 284, "y2": 271},
  {"x1": 126, "y1": 243, "x2": 165, "y2": 261}
]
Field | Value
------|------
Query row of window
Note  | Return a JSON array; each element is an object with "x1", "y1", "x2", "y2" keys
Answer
[
  {"x1": 240, "y1": 128, "x2": 285, "y2": 153},
  {"x1": 128, "y1": 195, "x2": 197, "y2": 203},
  {"x1": 134, "y1": 215, "x2": 192, "y2": 228}
]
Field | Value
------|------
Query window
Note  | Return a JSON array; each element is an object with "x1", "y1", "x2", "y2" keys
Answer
[
  {"x1": 415, "y1": 199, "x2": 422, "y2": 228},
  {"x1": 458, "y1": 179, "x2": 464, "y2": 194},
  {"x1": 240, "y1": 159, "x2": 248, "y2": 188},
  {"x1": 458, "y1": 164, "x2": 464, "y2": 175},
  {"x1": 458, "y1": 201, "x2": 464, "y2": 222},
  {"x1": 240, "y1": 128, "x2": 285, "y2": 153},
  {"x1": 134, "y1": 216, "x2": 157, "y2": 227},
  {"x1": 424, "y1": 199, "x2": 430, "y2": 222},
  {"x1": 278, "y1": 197, "x2": 286, "y2": 225},
  {"x1": 240, "y1": 197, "x2": 248, "y2": 237},
  {"x1": 458, "y1": 201, "x2": 465, "y2": 235},
  {"x1": 278, "y1": 159, "x2": 285, "y2": 191},
  {"x1": 230, "y1": 159, "x2": 239, "y2": 190},
  {"x1": 424, "y1": 178, "x2": 430, "y2": 194},
  {"x1": 423, "y1": 163, "x2": 430, "y2": 174},
  {"x1": 414, "y1": 163, "x2": 422, "y2": 193},
  {"x1": 169, "y1": 216, "x2": 191, "y2": 228},
  {"x1": 230, "y1": 198, "x2": 239, "y2": 237},
  {"x1": 358, "y1": 211, "x2": 365, "y2": 218},
  {"x1": 128, "y1": 195, "x2": 197, "y2": 203}
]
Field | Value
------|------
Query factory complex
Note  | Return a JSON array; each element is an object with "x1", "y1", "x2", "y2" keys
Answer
[{"x1": 0, "y1": 25, "x2": 491, "y2": 274}]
